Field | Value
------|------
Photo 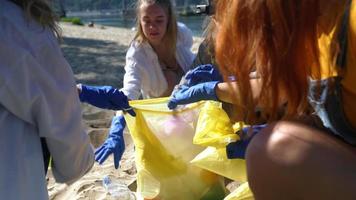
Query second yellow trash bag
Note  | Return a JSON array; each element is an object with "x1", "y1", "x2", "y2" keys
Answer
[
  {"x1": 191, "y1": 101, "x2": 254, "y2": 200},
  {"x1": 190, "y1": 146, "x2": 247, "y2": 182},
  {"x1": 192, "y1": 101, "x2": 247, "y2": 182},
  {"x1": 124, "y1": 98, "x2": 226, "y2": 200}
]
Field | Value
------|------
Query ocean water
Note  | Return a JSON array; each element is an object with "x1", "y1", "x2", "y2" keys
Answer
[{"x1": 77, "y1": 15, "x2": 208, "y2": 37}]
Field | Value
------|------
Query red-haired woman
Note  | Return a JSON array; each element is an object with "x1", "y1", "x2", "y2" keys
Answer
[{"x1": 169, "y1": 0, "x2": 356, "y2": 199}]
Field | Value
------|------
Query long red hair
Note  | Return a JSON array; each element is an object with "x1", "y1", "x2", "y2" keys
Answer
[{"x1": 215, "y1": 0, "x2": 321, "y2": 120}]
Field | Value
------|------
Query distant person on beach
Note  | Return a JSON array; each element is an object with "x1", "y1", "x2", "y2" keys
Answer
[
  {"x1": 0, "y1": 0, "x2": 94, "y2": 199},
  {"x1": 88, "y1": 21, "x2": 95, "y2": 27},
  {"x1": 191, "y1": 0, "x2": 217, "y2": 67},
  {"x1": 168, "y1": 0, "x2": 356, "y2": 198},
  {"x1": 77, "y1": 0, "x2": 194, "y2": 169}
]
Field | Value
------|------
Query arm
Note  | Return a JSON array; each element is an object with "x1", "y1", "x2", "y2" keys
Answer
[
  {"x1": 215, "y1": 79, "x2": 263, "y2": 105},
  {"x1": 77, "y1": 84, "x2": 135, "y2": 116},
  {"x1": 94, "y1": 114, "x2": 126, "y2": 169},
  {"x1": 168, "y1": 71, "x2": 268, "y2": 109},
  {"x1": 76, "y1": 46, "x2": 140, "y2": 116},
  {"x1": 214, "y1": 78, "x2": 287, "y2": 110},
  {"x1": 121, "y1": 45, "x2": 144, "y2": 100},
  {"x1": 168, "y1": 64, "x2": 223, "y2": 109}
]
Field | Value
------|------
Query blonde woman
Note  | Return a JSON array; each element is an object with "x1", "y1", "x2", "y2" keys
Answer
[{"x1": 78, "y1": 0, "x2": 194, "y2": 168}]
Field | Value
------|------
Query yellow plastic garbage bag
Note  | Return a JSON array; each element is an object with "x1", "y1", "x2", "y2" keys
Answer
[
  {"x1": 124, "y1": 98, "x2": 226, "y2": 200},
  {"x1": 191, "y1": 101, "x2": 254, "y2": 199},
  {"x1": 224, "y1": 182, "x2": 254, "y2": 200},
  {"x1": 192, "y1": 101, "x2": 247, "y2": 182},
  {"x1": 191, "y1": 146, "x2": 247, "y2": 182},
  {"x1": 194, "y1": 101, "x2": 240, "y2": 148}
]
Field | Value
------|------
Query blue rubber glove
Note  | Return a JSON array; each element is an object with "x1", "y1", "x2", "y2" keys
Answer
[
  {"x1": 78, "y1": 84, "x2": 135, "y2": 116},
  {"x1": 95, "y1": 115, "x2": 126, "y2": 169},
  {"x1": 226, "y1": 124, "x2": 267, "y2": 159},
  {"x1": 168, "y1": 81, "x2": 220, "y2": 109},
  {"x1": 184, "y1": 64, "x2": 223, "y2": 87}
]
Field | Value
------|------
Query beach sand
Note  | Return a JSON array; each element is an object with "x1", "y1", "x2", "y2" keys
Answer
[{"x1": 47, "y1": 22, "x2": 203, "y2": 200}]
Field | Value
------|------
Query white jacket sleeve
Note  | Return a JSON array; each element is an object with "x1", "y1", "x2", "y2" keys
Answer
[
  {"x1": 121, "y1": 46, "x2": 144, "y2": 100},
  {"x1": 0, "y1": 36, "x2": 94, "y2": 183}
]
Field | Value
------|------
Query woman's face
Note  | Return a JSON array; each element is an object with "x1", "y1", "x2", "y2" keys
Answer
[{"x1": 140, "y1": 3, "x2": 168, "y2": 46}]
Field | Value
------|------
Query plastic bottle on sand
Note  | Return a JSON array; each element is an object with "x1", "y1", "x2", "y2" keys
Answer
[{"x1": 102, "y1": 175, "x2": 136, "y2": 200}]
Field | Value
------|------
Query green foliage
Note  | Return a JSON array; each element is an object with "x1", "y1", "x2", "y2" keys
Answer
[
  {"x1": 60, "y1": 17, "x2": 84, "y2": 26},
  {"x1": 60, "y1": 17, "x2": 73, "y2": 22},
  {"x1": 71, "y1": 17, "x2": 84, "y2": 25}
]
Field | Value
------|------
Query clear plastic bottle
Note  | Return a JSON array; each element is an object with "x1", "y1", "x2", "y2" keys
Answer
[{"x1": 102, "y1": 175, "x2": 136, "y2": 200}]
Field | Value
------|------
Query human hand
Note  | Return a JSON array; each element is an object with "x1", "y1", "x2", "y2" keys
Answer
[
  {"x1": 168, "y1": 81, "x2": 220, "y2": 109},
  {"x1": 78, "y1": 84, "x2": 135, "y2": 116},
  {"x1": 95, "y1": 115, "x2": 126, "y2": 169},
  {"x1": 226, "y1": 124, "x2": 267, "y2": 159},
  {"x1": 184, "y1": 64, "x2": 223, "y2": 86},
  {"x1": 240, "y1": 124, "x2": 267, "y2": 140}
]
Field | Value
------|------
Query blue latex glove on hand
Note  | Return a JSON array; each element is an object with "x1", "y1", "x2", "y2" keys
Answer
[
  {"x1": 184, "y1": 64, "x2": 223, "y2": 87},
  {"x1": 95, "y1": 115, "x2": 126, "y2": 169},
  {"x1": 168, "y1": 81, "x2": 220, "y2": 109},
  {"x1": 78, "y1": 84, "x2": 135, "y2": 116},
  {"x1": 226, "y1": 124, "x2": 267, "y2": 159}
]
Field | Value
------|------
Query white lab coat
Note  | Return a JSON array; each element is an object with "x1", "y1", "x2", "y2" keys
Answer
[
  {"x1": 121, "y1": 22, "x2": 195, "y2": 100},
  {"x1": 0, "y1": 1, "x2": 94, "y2": 199}
]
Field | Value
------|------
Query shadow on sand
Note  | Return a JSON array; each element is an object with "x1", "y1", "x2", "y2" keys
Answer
[{"x1": 61, "y1": 36, "x2": 128, "y2": 88}]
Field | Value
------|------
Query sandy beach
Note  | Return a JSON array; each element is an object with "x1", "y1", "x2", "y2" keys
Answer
[{"x1": 47, "y1": 22, "x2": 203, "y2": 200}]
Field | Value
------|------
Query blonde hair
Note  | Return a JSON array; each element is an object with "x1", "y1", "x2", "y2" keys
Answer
[
  {"x1": 134, "y1": 0, "x2": 177, "y2": 58},
  {"x1": 10, "y1": 0, "x2": 61, "y2": 38}
]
